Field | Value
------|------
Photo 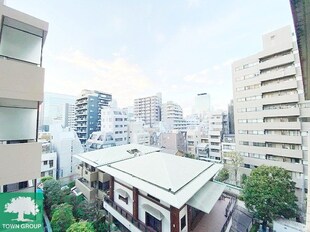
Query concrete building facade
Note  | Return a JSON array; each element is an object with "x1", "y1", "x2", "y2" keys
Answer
[
  {"x1": 134, "y1": 93, "x2": 162, "y2": 127},
  {"x1": 74, "y1": 144, "x2": 224, "y2": 232},
  {"x1": 0, "y1": 2, "x2": 48, "y2": 192},
  {"x1": 75, "y1": 89, "x2": 112, "y2": 144},
  {"x1": 161, "y1": 101, "x2": 187, "y2": 131},
  {"x1": 208, "y1": 112, "x2": 228, "y2": 163},
  {"x1": 40, "y1": 142, "x2": 57, "y2": 180},
  {"x1": 232, "y1": 26, "x2": 308, "y2": 200}
]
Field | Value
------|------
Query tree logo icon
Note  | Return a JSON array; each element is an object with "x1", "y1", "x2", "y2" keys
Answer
[{"x1": 4, "y1": 196, "x2": 39, "y2": 222}]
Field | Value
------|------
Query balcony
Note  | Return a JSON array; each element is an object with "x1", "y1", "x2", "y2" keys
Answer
[
  {"x1": 259, "y1": 53, "x2": 294, "y2": 71},
  {"x1": 103, "y1": 197, "x2": 157, "y2": 232},
  {"x1": 83, "y1": 168, "x2": 98, "y2": 182},
  {"x1": 75, "y1": 178, "x2": 97, "y2": 201},
  {"x1": 243, "y1": 157, "x2": 303, "y2": 173},
  {"x1": 259, "y1": 66, "x2": 296, "y2": 82},
  {"x1": 0, "y1": 142, "x2": 41, "y2": 186},
  {"x1": 263, "y1": 122, "x2": 301, "y2": 130},
  {"x1": 261, "y1": 94, "x2": 299, "y2": 105},
  {"x1": 261, "y1": 80, "x2": 297, "y2": 94},
  {"x1": 263, "y1": 107, "x2": 300, "y2": 117},
  {"x1": 0, "y1": 58, "x2": 44, "y2": 104},
  {"x1": 76, "y1": 164, "x2": 83, "y2": 176}
]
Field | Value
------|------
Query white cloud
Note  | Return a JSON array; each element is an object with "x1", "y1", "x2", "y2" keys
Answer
[
  {"x1": 187, "y1": 0, "x2": 200, "y2": 8},
  {"x1": 45, "y1": 50, "x2": 153, "y2": 107}
]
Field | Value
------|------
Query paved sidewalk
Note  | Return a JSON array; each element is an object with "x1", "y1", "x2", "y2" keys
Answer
[{"x1": 192, "y1": 197, "x2": 230, "y2": 232}]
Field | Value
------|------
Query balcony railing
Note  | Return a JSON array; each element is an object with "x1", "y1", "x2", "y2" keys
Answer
[{"x1": 104, "y1": 197, "x2": 157, "y2": 232}]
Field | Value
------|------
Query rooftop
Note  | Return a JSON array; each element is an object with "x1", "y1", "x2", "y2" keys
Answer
[
  {"x1": 74, "y1": 143, "x2": 161, "y2": 167},
  {"x1": 100, "y1": 151, "x2": 222, "y2": 208}
]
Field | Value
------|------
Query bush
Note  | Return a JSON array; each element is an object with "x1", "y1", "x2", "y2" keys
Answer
[
  {"x1": 51, "y1": 203, "x2": 75, "y2": 232},
  {"x1": 41, "y1": 176, "x2": 53, "y2": 183},
  {"x1": 215, "y1": 168, "x2": 229, "y2": 182},
  {"x1": 66, "y1": 221, "x2": 95, "y2": 232},
  {"x1": 68, "y1": 181, "x2": 75, "y2": 189}
]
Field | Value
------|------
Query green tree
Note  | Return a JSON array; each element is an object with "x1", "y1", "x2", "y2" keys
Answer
[
  {"x1": 51, "y1": 203, "x2": 75, "y2": 232},
  {"x1": 43, "y1": 179, "x2": 63, "y2": 217},
  {"x1": 66, "y1": 221, "x2": 95, "y2": 232},
  {"x1": 224, "y1": 151, "x2": 243, "y2": 186},
  {"x1": 242, "y1": 165, "x2": 298, "y2": 228},
  {"x1": 184, "y1": 153, "x2": 195, "y2": 159},
  {"x1": 64, "y1": 194, "x2": 86, "y2": 219},
  {"x1": 40, "y1": 176, "x2": 53, "y2": 183},
  {"x1": 215, "y1": 168, "x2": 229, "y2": 182}
]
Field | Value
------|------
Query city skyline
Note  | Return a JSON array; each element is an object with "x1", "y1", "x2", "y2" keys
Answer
[{"x1": 7, "y1": 0, "x2": 294, "y2": 115}]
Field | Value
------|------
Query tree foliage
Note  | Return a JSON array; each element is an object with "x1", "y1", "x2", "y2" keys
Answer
[
  {"x1": 224, "y1": 151, "x2": 243, "y2": 185},
  {"x1": 51, "y1": 203, "x2": 75, "y2": 232},
  {"x1": 242, "y1": 165, "x2": 298, "y2": 226},
  {"x1": 215, "y1": 168, "x2": 229, "y2": 182},
  {"x1": 43, "y1": 179, "x2": 63, "y2": 217},
  {"x1": 40, "y1": 176, "x2": 53, "y2": 183},
  {"x1": 66, "y1": 221, "x2": 95, "y2": 232}
]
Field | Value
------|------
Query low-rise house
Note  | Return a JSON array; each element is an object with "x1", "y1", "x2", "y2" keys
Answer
[
  {"x1": 74, "y1": 144, "x2": 160, "y2": 201},
  {"x1": 74, "y1": 144, "x2": 224, "y2": 232}
]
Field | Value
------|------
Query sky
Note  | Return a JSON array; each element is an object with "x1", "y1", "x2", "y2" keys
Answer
[{"x1": 7, "y1": 0, "x2": 294, "y2": 116}]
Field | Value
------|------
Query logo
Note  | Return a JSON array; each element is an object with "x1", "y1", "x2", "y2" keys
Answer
[{"x1": 0, "y1": 193, "x2": 43, "y2": 231}]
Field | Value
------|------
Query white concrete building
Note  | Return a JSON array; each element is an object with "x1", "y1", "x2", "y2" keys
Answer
[
  {"x1": 74, "y1": 144, "x2": 224, "y2": 232},
  {"x1": 186, "y1": 129, "x2": 201, "y2": 155},
  {"x1": 208, "y1": 112, "x2": 228, "y2": 163},
  {"x1": 50, "y1": 125, "x2": 84, "y2": 178},
  {"x1": 134, "y1": 93, "x2": 162, "y2": 127},
  {"x1": 161, "y1": 101, "x2": 187, "y2": 131},
  {"x1": 101, "y1": 106, "x2": 128, "y2": 146},
  {"x1": 86, "y1": 131, "x2": 116, "y2": 151},
  {"x1": 40, "y1": 142, "x2": 57, "y2": 180},
  {"x1": 0, "y1": 2, "x2": 48, "y2": 192},
  {"x1": 232, "y1": 26, "x2": 308, "y2": 200},
  {"x1": 221, "y1": 135, "x2": 236, "y2": 164},
  {"x1": 128, "y1": 121, "x2": 150, "y2": 145}
]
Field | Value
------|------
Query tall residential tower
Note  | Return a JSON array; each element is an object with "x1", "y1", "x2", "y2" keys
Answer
[
  {"x1": 75, "y1": 89, "x2": 112, "y2": 145},
  {"x1": 134, "y1": 92, "x2": 162, "y2": 127}
]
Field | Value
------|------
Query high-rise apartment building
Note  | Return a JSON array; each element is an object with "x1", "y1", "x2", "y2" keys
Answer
[
  {"x1": 0, "y1": 2, "x2": 48, "y2": 192},
  {"x1": 232, "y1": 26, "x2": 308, "y2": 200},
  {"x1": 134, "y1": 92, "x2": 162, "y2": 127},
  {"x1": 193, "y1": 93, "x2": 211, "y2": 120},
  {"x1": 161, "y1": 101, "x2": 187, "y2": 131},
  {"x1": 75, "y1": 89, "x2": 112, "y2": 144}
]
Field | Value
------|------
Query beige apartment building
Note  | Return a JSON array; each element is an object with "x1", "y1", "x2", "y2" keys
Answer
[
  {"x1": 0, "y1": 2, "x2": 48, "y2": 192},
  {"x1": 232, "y1": 26, "x2": 308, "y2": 202},
  {"x1": 134, "y1": 93, "x2": 162, "y2": 127}
]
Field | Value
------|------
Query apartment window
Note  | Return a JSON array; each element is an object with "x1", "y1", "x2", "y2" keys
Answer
[
  {"x1": 145, "y1": 212, "x2": 162, "y2": 232},
  {"x1": 48, "y1": 170, "x2": 53, "y2": 176},
  {"x1": 43, "y1": 161, "x2": 48, "y2": 165},
  {"x1": 181, "y1": 215, "x2": 186, "y2": 230},
  {"x1": 41, "y1": 172, "x2": 45, "y2": 177},
  {"x1": 49, "y1": 160, "x2": 54, "y2": 168},
  {"x1": 118, "y1": 194, "x2": 128, "y2": 204}
]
